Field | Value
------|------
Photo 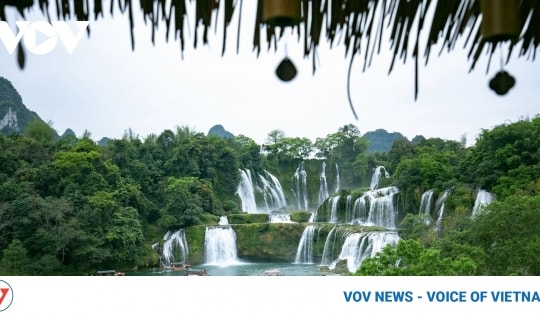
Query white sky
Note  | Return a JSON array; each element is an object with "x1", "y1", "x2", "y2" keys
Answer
[{"x1": 1, "y1": 2, "x2": 539, "y2": 147}]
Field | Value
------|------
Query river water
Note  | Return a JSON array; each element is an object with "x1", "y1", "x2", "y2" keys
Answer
[{"x1": 129, "y1": 261, "x2": 338, "y2": 276}]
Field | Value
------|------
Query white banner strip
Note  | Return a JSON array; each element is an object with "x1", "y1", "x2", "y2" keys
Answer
[{"x1": 0, "y1": 276, "x2": 539, "y2": 314}]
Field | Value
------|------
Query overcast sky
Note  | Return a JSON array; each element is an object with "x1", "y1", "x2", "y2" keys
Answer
[{"x1": 1, "y1": 2, "x2": 539, "y2": 147}]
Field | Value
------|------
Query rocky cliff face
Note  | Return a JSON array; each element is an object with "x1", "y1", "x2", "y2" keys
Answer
[{"x1": 0, "y1": 77, "x2": 54, "y2": 136}]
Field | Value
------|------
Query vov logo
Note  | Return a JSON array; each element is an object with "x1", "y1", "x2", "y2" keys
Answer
[
  {"x1": 0, "y1": 280, "x2": 13, "y2": 312},
  {"x1": 0, "y1": 21, "x2": 89, "y2": 55}
]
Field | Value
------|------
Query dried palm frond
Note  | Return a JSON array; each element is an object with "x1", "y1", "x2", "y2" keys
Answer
[{"x1": 1, "y1": 0, "x2": 539, "y2": 85}]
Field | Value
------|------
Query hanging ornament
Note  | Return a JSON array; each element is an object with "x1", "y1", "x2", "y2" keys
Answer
[
  {"x1": 263, "y1": 0, "x2": 302, "y2": 27},
  {"x1": 275, "y1": 57, "x2": 297, "y2": 82},
  {"x1": 480, "y1": 0, "x2": 521, "y2": 43},
  {"x1": 489, "y1": 70, "x2": 516, "y2": 96},
  {"x1": 488, "y1": 45, "x2": 516, "y2": 96}
]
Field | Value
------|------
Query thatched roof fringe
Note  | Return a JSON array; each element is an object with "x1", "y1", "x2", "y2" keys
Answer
[{"x1": 1, "y1": 0, "x2": 539, "y2": 74}]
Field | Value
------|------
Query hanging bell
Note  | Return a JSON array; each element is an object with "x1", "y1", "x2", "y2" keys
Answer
[
  {"x1": 480, "y1": 0, "x2": 521, "y2": 43},
  {"x1": 263, "y1": 0, "x2": 302, "y2": 27},
  {"x1": 275, "y1": 57, "x2": 297, "y2": 82},
  {"x1": 489, "y1": 70, "x2": 516, "y2": 96}
]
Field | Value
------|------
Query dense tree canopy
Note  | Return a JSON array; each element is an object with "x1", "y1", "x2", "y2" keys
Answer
[{"x1": 1, "y1": 115, "x2": 539, "y2": 275}]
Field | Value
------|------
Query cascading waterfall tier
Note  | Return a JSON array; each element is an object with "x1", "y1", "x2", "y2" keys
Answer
[
  {"x1": 370, "y1": 166, "x2": 390, "y2": 190},
  {"x1": 269, "y1": 213, "x2": 293, "y2": 223},
  {"x1": 236, "y1": 169, "x2": 258, "y2": 213},
  {"x1": 419, "y1": 189, "x2": 435, "y2": 215},
  {"x1": 293, "y1": 161, "x2": 309, "y2": 210},
  {"x1": 434, "y1": 189, "x2": 451, "y2": 232},
  {"x1": 334, "y1": 163, "x2": 340, "y2": 193},
  {"x1": 315, "y1": 186, "x2": 399, "y2": 229},
  {"x1": 236, "y1": 168, "x2": 287, "y2": 213},
  {"x1": 318, "y1": 161, "x2": 329, "y2": 206},
  {"x1": 161, "y1": 229, "x2": 189, "y2": 268},
  {"x1": 472, "y1": 189, "x2": 496, "y2": 217},
  {"x1": 294, "y1": 224, "x2": 401, "y2": 273},
  {"x1": 203, "y1": 225, "x2": 241, "y2": 266},
  {"x1": 328, "y1": 231, "x2": 400, "y2": 273},
  {"x1": 294, "y1": 225, "x2": 318, "y2": 264}
]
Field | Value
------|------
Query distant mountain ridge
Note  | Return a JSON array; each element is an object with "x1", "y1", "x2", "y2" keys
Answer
[
  {"x1": 362, "y1": 129, "x2": 407, "y2": 153},
  {"x1": 2, "y1": 76, "x2": 420, "y2": 151},
  {"x1": 208, "y1": 124, "x2": 234, "y2": 139}
]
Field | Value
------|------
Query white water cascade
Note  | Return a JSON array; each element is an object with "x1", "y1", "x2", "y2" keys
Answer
[
  {"x1": 204, "y1": 226, "x2": 241, "y2": 266},
  {"x1": 161, "y1": 229, "x2": 189, "y2": 267},
  {"x1": 334, "y1": 163, "x2": 340, "y2": 193},
  {"x1": 269, "y1": 213, "x2": 293, "y2": 223},
  {"x1": 314, "y1": 187, "x2": 399, "y2": 229},
  {"x1": 472, "y1": 189, "x2": 496, "y2": 217},
  {"x1": 329, "y1": 196, "x2": 341, "y2": 223},
  {"x1": 434, "y1": 189, "x2": 451, "y2": 232},
  {"x1": 328, "y1": 231, "x2": 400, "y2": 273},
  {"x1": 218, "y1": 215, "x2": 229, "y2": 225},
  {"x1": 419, "y1": 189, "x2": 435, "y2": 215},
  {"x1": 352, "y1": 186, "x2": 400, "y2": 229},
  {"x1": 294, "y1": 225, "x2": 318, "y2": 264},
  {"x1": 259, "y1": 171, "x2": 287, "y2": 212},
  {"x1": 318, "y1": 161, "x2": 330, "y2": 206},
  {"x1": 370, "y1": 166, "x2": 390, "y2": 190},
  {"x1": 320, "y1": 226, "x2": 339, "y2": 266},
  {"x1": 236, "y1": 169, "x2": 287, "y2": 213},
  {"x1": 293, "y1": 162, "x2": 309, "y2": 210},
  {"x1": 236, "y1": 169, "x2": 258, "y2": 213}
]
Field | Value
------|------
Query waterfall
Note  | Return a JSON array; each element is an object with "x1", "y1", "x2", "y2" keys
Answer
[
  {"x1": 370, "y1": 166, "x2": 390, "y2": 190},
  {"x1": 366, "y1": 187, "x2": 399, "y2": 228},
  {"x1": 434, "y1": 189, "x2": 451, "y2": 232},
  {"x1": 315, "y1": 187, "x2": 399, "y2": 228},
  {"x1": 419, "y1": 189, "x2": 435, "y2": 215},
  {"x1": 334, "y1": 163, "x2": 340, "y2": 193},
  {"x1": 320, "y1": 226, "x2": 339, "y2": 266},
  {"x1": 352, "y1": 197, "x2": 368, "y2": 225},
  {"x1": 294, "y1": 225, "x2": 317, "y2": 264},
  {"x1": 236, "y1": 169, "x2": 258, "y2": 213},
  {"x1": 318, "y1": 161, "x2": 329, "y2": 206},
  {"x1": 349, "y1": 187, "x2": 399, "y2": 228},
  {"x1": 308, "y1": 212, "x2": 315, "y2": 223},
  {"x1": 344, "y1": 195, "x2": 353, "y2": 223},
  {"x1": 161, "y1": 229, "x2": 189, "y2": 268},
  {"x1": 472, "y1": 189, "x2": 496, "y2": 217},
  {"x1": 203, "y1": 226, "x2": 241, "y2": 266},
  {"x1": 236, "y1": 169, "x2": 287, "y2": 213},
  {"x1": 293, "y1": 162, "x2": 309, "y2": 210},
  {"x1": 269, "y1": 213, "x2": 293, "y2": 223},
  {"x1": 328, "y1": 196, "x2": 341, "y2": 223},
  {"x1": 328, "y1": 231, "x2": 400, "y2": 273},
  {"x1": 218, "y1": 215, "x2": 229, "y2": 225},
  {"x1": 260, "y1": 170, "x2": 287, "y2": 212}
]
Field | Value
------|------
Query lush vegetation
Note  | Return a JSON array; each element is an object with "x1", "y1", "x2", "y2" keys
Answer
[
  {"x1": 354, "y1": 116, "x2": 540, "y2": 276},
  {"x1": 1, "y1": 77, "x2": 539, "y2": 275}
]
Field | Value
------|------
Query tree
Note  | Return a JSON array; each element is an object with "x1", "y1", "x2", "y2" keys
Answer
[
  {"x1": 105, "y1": 206, "x2": 144, "y2": 265},
  {"x1": 24, "y1": 119, "x2": 56, "y2": 143},
  {"x1": 355, "y1": 239, "x2": 479, "y2": 276},
  {"x1": 232, "y1": 135, "x2": 262, "y2": 170},
  {"x1": 278, "y1": 137, "x2": 313, "y2": 159},
  {"x1": 460, "y1": 116, "x2": 540, "y2": 194},
  {"x1": 314, "y1": 124, "x2": 369, "y2": 188},
  {"x1": 1, "y1": 239, "x2": 29, "y2": 275},
  {"x1": 160, "y1": 177, "x2": 205, "y2": 229},
  {"x1": 464, "y1": 195, "x2": 540, "y2": 275}
]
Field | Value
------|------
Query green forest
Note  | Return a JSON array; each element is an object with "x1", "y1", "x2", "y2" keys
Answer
[{"x1": 1, "y1": 91, "x2": 539, "y2": 275}]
